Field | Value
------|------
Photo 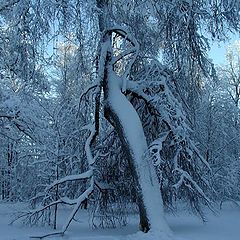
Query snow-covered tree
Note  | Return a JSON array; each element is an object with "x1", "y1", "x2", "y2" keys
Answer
[{"x1": 1, "y1": 0, "x2": 240, "y2": 239}]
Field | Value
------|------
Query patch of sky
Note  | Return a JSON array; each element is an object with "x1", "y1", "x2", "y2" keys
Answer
[{"x1": 208, "y1": 33, "x2": 240, "y2": 65}]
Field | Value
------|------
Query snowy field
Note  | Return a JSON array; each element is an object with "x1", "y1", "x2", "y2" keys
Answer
[{"x1": 0, "y1": 202, "x2": 239, "y2": 240}]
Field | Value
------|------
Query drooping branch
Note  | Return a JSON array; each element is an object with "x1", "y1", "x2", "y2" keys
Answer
[
  {"x1": 121, "y1": 61, "x2": 212, "y2": 215},
  {"x1": 45, "y1": 170, "x2": 93, "y2": 192},
  {"x1": 103, "y1": 27, "x2": 139, "y2": 48}
]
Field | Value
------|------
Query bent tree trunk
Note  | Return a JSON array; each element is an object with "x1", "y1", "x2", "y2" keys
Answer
[
  {"x1": 96, "y1": 1, "x2": 171, "y2": 235},
  {"x1": 100, "y1": 35, "x2": 171, "y2": 236}
]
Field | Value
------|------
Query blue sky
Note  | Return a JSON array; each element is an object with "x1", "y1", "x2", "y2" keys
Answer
[
  {"x1": 208, "y1": 33, "x2": 240, "y2": 65},
  {"x1": 208, "y1": 42, "x2": 228, "y2": 65}
]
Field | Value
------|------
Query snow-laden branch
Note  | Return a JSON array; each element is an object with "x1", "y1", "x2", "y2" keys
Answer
[
  {"x1": 42, "y1": 125, "x2": 97, "y2": 237},
  {"x1": 189, "y1": 139, "x2": 211, "y2": 170},
  {"x1": 102, "y1": 26, "x2": 139, "y2": 48},
  {"x1": 111, "y1": 48, "x2": 137, "y2": 65},
  {"x1": 124, "y1": 60, "x2": 212, "y2": 217},
  {"x1": 173, "y1": 168, "x2": 211, "y2": 203},
  {"x1": 150, "y1": 131, "x2": 169, "y2": 166},
  {"x1": 77, "y1": 83, "x2": 98, "y2": 117},
  {"x1": 45, "y1": 170, "x2": 93, "y2": 192},
  {"x1": 61, "y1": 179, "x2": 94, "y2": 233},
  {"x1": 81, "y1": 124, "x2": 98, "y2": 165}
]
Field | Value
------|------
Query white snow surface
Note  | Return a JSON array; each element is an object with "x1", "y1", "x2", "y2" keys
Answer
[{"x1": 1, "y1": 202, "x2": 240, "y2": 240}]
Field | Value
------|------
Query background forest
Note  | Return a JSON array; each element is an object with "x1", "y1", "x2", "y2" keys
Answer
[{"x1": 0, "y1": 0, "x2": 240, "y2": 238}]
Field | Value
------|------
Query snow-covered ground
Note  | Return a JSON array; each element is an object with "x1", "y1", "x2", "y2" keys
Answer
[{"x1": 0, "y1": 202, "x2": 239, "y2": 240}]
